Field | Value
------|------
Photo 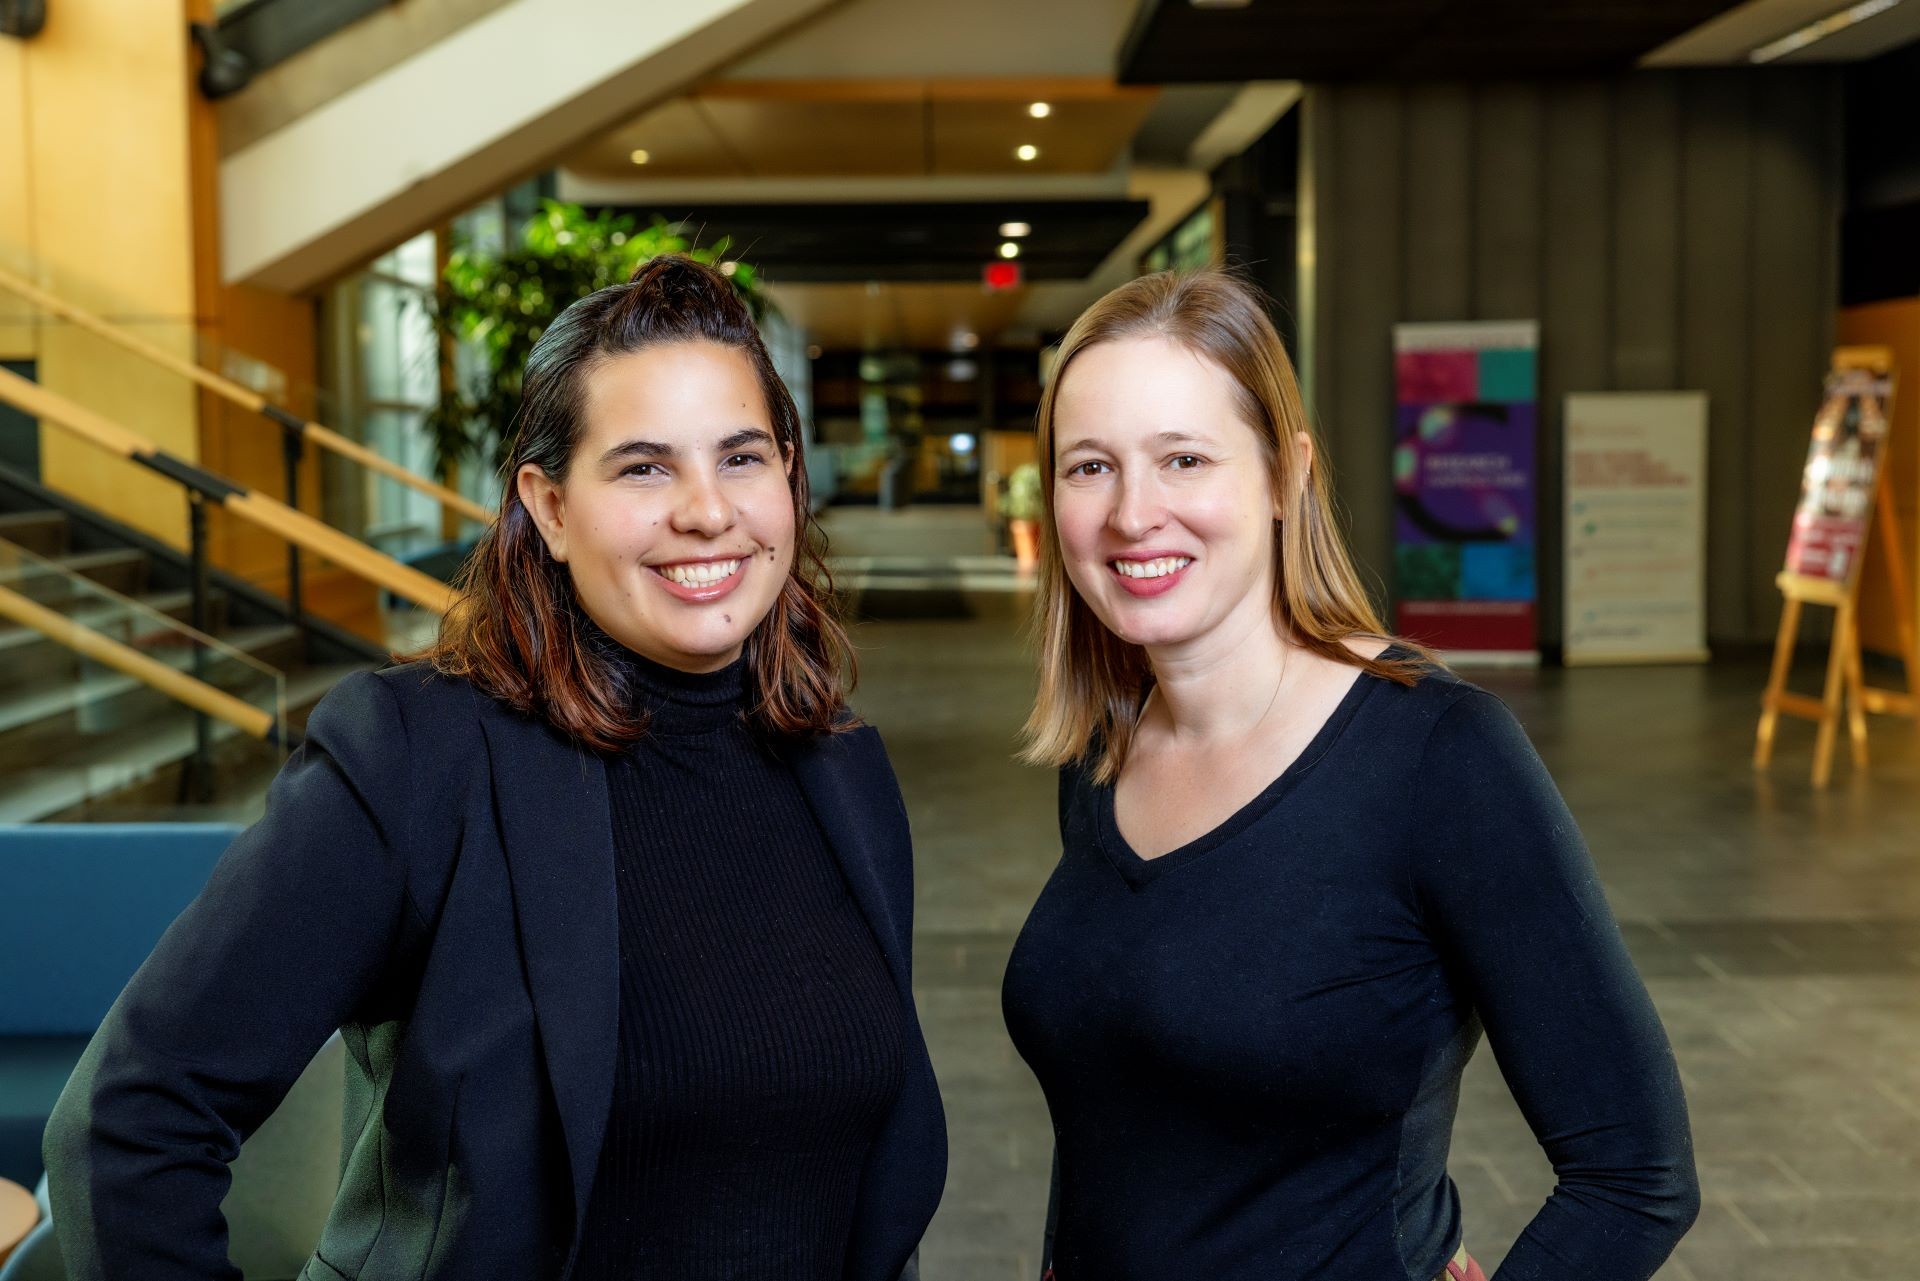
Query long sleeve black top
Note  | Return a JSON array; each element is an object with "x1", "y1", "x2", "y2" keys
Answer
[
  {"x1": 1001, "y1": 659, "x2": 1698, "y2": 1281},
  {"x1": 573, "y1": 649, "x2": 907, "y2": 1280}
]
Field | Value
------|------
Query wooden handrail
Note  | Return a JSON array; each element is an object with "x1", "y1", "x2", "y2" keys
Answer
[
  {"x1": 0, "y1": 366, "x2": 456, "y2": 614},
  {"x1": 0, "y1": 580, "x2": 279, "y2": 742},
  {"x1": 0, "y1": 265, "x2": 494, "y2": 525}
]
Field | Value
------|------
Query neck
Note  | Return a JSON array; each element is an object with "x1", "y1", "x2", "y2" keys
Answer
[{"x1": 1144, "y1": 605, "x2": 1297, "y2": 744}]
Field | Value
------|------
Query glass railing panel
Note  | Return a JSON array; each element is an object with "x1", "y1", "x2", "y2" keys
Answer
[{"x1": 0, "y1": 536, "x2": 291, "y2": 824}]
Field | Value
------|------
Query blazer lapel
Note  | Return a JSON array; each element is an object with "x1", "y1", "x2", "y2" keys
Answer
[
  {"x1": 480, "y1": 711, "x2": 618, "y2": 1247},
  {"x1": 787, "y1": 726, "x2": 913, "y2": 996}
]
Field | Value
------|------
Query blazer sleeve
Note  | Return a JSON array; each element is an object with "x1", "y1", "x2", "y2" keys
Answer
[
  {"x1": 43, "y1": 670, "x2": 430, "y2": 1281},
  {"x1": 1409, "y1": 690, "x2": 1699, "y2": 1281}
]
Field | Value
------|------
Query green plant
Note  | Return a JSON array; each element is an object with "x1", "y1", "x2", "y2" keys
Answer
[
  {"x1": 418, "y1": 200, "x2": 770, "y2": 482},
  {"x1": 1004, "y1": 461, "x2": 1044, "y2": 522}
]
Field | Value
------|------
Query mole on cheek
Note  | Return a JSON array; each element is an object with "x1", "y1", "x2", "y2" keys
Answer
[{"x1": 723, "y1": 614, "x2": 732, "y2": 624}]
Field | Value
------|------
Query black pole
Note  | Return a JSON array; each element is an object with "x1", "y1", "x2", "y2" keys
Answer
[
  {"x1": 265, "y1": 405, "x2": 307, "y2": 641},
  {"x1": 182, "y1": 491, "x2": 214, "y2": 805},
  {"x1": 281, "y1": 424, "x2": 304, "y2": 636}
]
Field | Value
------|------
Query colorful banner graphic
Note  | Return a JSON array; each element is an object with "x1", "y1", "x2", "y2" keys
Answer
[
  {"x1": 1563, "y1": 392, "x2": 1710, "y2": 665},
  {"x1": 1783, "y1": 368, "x2": 1893, "y2": 585},
  {"x1": 1391, "y1": 321, "x2": 1540, "y2": 660}
]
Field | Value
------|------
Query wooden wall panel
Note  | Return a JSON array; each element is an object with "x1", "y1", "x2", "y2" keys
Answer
[
  {"x1": 1471, "y1": 83, "x2": 1544, "y2": 322},
  {"x1": 0, "y1": 38, "x2": 34, "y2": 362},
  {"x1": 1679, "y1": 72, "x2": 1757, "y2": 642},
  {"x1": 1401, "y1": 85, "x2": 1472, "y2": 323},
  {"x1": 1747, "y1": 70, "x2": 1842, "y2": 640},
  {"x1": 1537, "y1": 81, "x2": 1613, "y2": 648},
  {"x1": 1321, "y1": 84, "x2": 1404, "y2": 595},
  {"x1": 1301, "y1": 67, "x2": 1843, "y2": 648},
  {"x1": 1611, "y1": 76, "x2": 1682, "y2": 391},
  {"x1": 9, "y1": 0, "x2": 199, "y2": 546}
]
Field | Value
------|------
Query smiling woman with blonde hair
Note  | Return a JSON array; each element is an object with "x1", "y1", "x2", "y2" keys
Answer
[{"x1": 1000, "y1": 269, "x2": 1697, "y2": 1281}]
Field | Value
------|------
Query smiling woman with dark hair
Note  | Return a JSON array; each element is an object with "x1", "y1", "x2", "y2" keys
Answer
[{"x1": 43, "y1": 255, "x2": 947, "y2": 1281}]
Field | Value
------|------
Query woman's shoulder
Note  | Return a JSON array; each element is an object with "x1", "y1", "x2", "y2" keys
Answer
[
  {"x1": 305, "y1": 660, "x2": 505, "y2": 767},
  {"x1": 1357, "y1": 642, "x2": 1516, "y2": 751}
]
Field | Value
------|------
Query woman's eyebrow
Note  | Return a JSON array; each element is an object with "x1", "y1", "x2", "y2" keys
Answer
[
  {"x1": 599, "y1": 438, "x2": 673, "y2": 465},
  {"x1": 1059, "y1": 430, "x2": 1209, "y2": 455},
  {"x1": 717, "y1": 427, "x2": 777, "y2": 452},
  {"x1": 598, "y1": 428, "x2": 774, "y2": 467}
]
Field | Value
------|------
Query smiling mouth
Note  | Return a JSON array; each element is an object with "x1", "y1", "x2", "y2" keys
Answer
[
  {"x1": 1110, "y1": 556, "x2": 1192, "y2": 580},
  {"x1": 653, "y1": 558, "x2": 744, "y2": 588}
]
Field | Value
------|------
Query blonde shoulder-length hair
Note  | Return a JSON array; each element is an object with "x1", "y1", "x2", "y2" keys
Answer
[{"x1": 1020, "y1": 269, "x2": 1434, "y2": 782}]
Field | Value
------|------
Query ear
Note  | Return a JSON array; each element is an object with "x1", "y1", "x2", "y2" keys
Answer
[
  {"x1": 517, "y1": 463, "x2": 569, "y2": 563},
  {"x1": 782, "y1": 440, "x2": 796, "y2": 477}
]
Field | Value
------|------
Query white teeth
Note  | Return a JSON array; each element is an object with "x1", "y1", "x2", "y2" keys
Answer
[
  {"x1": 659, "y1": 559, "x2": 742, "y2": 587},
  {"x1": 1112, "y1": 557, "x2": 1192, "y2": 580}
]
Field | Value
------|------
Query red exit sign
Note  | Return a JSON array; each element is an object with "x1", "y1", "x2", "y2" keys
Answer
[{"x1": 983, "y1": 260, "x2": 1023, "y2": 291}]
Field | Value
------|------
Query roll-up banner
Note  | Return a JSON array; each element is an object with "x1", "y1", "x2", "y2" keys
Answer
[
  {"x1": 1562, "y1": 392, "x2": 1710, "y2": 666},
  {"x1": 1391, "y1": 321, "x2": 1540, "y2": 664}
]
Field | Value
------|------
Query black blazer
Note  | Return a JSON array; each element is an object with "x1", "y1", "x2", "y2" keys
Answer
[{"x1": 43, "y1": 663, "x2": 947, "y2": 1281}]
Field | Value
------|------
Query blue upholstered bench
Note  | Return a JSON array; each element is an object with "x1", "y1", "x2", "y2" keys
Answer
[{"x1": 0, "y1": 823, "x2": 239, "y2": 1187}]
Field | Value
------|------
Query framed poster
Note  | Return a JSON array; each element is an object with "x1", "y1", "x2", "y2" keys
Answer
[
  {"x1": 1562, "y1": 392, "x2": 1710, "y2": 665},
  {"x1": 1391, "y1": 321, "x2": 1539, "y2": 663},
  {"x1": 1783, "y1": 367, "x2": 1894, "y2": 586}
]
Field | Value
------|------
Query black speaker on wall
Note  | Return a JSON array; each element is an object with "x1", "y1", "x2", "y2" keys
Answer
[{"x1": 0, "y1": 0, "x2": 47, "y2": 39}]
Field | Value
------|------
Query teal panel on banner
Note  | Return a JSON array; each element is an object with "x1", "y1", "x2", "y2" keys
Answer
[{"x1": 1477, "y1": 348, "x2": 1536, "y2": 402}]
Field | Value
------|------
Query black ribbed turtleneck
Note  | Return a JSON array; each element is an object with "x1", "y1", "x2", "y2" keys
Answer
[{"x1": 571, "y1": 642, "x2": 907, "y2": 1281}]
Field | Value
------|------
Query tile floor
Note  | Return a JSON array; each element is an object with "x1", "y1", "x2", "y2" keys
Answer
[{"x1": 821, "y1": 506, "x2": 1920, "y2": 1281}]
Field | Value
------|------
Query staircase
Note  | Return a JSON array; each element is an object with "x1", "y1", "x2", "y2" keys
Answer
[{"x1": 0, "y1": 484, "x2": 383, "y2": 824}]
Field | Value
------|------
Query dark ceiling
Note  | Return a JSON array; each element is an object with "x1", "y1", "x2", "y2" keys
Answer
[
  {"x1": 590, "y1": 200, "x2": 1152, "y2": 284},
  {"x1": 1118, "y1": 0, "x2": 1749, "y2": 83}
]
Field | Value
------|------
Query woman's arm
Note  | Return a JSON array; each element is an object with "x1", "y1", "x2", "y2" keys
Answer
[
  {"x1": 1410, "y1": 690, "x2": 1699, "y2": 1281},
  {"x1": 42, "y1": 670, "x2": 429, "y2": 1281}
]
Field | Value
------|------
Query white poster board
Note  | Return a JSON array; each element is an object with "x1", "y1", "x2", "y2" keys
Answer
[{"x1": 1563, "y1": 392, "x2": 1710, "y2": 665}]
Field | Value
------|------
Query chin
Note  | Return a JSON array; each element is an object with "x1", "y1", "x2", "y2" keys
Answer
[
  {"x1": 1094, "y1": 601, "x2": 1202, "y2": 650},
  {"x1": 667, "y1": 629, "x2": 753, "y2": 665}
]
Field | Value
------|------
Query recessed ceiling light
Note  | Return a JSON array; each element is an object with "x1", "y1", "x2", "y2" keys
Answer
[
  {"x1": 1028, "y1": 102, "x2": 1052, "y2": 119},
  {"x1": 629, "y1": 149, "x2": 651, "y2": 165},
  {"x1": 999, "y1": 242, "x2": 1021, "y2": 259},
  {"x1": 1015, "y1": 144, "x2": 1039, "y2": 162},
  {"x1": 999, "y1": 221, "x2": 1032, "y2": 238}
]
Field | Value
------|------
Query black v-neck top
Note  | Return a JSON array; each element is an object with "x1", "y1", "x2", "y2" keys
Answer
[
  {"x1": 1095, "y1": 663, "x2": 1378, "y2": 889},
  {"x1": 572, "y1": 645, "x2": 907, "y2": 1281},
  {"x1": 1001, "y1": 657, "x2": 1697, "y2": 1281}
]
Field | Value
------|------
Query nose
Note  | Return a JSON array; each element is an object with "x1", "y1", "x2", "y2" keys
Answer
[
  {"x1": 671, "y1": 470, "x2": 737, "y2": 539},
  {"x1": 1108, "y1": 468, "x2": 1166, "y2": 542}
]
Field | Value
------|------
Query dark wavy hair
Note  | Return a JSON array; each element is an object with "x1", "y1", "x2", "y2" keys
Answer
[{"x1": 417, "y1": 254, "x2": 854, "y2": 749}]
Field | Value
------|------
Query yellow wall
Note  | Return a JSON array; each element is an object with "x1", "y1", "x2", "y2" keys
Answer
[
  {"x1": 1838, "y1": 300, "x2": 1920, "y2": 664},
  {"x1": 0, "y1": 3, "x2": 376, "y2": 635},
  {"x1": 0, "y1": 36, "x2": 35, "y2": 360},
  {"x1": 0, "y1": 0, "x2": 201, "y2": 546}
]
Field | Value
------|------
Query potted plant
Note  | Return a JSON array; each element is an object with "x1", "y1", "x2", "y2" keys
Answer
[
  {"x1": 1004, "y1": 460, "x2": 1044, "y2": 573},
  {"x1": 419, "y1": 201, "x2": 770, "y2": 487}
]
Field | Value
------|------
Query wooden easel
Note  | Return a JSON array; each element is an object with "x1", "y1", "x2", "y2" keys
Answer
[{"x1": 1755, "y1": 347, "x2": 1919, "y2": 787}]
